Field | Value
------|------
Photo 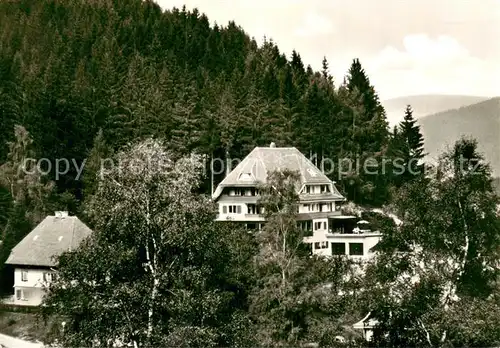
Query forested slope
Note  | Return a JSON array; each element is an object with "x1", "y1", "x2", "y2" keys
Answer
[{"x1": 0, "y1": 0, "x2": 390, "y2": 207}]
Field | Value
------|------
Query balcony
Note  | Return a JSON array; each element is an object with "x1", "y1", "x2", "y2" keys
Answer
[{"x1": 215, "y1": 213, "x2": 265, "y2": 222}]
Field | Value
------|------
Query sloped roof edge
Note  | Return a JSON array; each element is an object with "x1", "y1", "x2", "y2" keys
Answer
[{"x1": 213, "y1": 146, "x2": 338, "y2": 200}]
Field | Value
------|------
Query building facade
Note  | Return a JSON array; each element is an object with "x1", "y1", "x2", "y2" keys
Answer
[
  {"x1": 213, "y1": 143, "x2": 382, "y2": 258},
  {"x1": 5, "y1": 211, "x2": 92, "y2": 306}
]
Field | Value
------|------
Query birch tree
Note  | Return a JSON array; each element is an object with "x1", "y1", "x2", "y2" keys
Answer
[
  {"x1": 250, "y1": 169, "x2": 353, "y2": 346},
  {"x1": 363, "y1": 137, "x2": 500, "y2": 347},
  {"x1": 42, "y1": 138, "x2": 253, "y2": 347}
]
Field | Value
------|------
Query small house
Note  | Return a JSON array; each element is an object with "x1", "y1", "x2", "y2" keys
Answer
[{"x1": 4, "y1": 211, "x2": 92, "y2": 306}]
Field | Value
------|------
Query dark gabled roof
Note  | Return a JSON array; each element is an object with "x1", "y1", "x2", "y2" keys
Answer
[
  {"x1": 5, "y1": 214, "x2": 92, "y2": 267},
  {"x1": 213, "y1": 146, "x2": 344, "y2": 200}
]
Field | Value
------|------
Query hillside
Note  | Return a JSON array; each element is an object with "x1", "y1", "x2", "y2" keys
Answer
[
  {"x1": 0, "y1": 0, "x2": 394, "y2": 293},
  {"x1": 383, "y1": 94, "x2": 489, "y2": 127},
  {"x1": 418, "y1": 97, "x2": 500, "y2": 176},
  {"x1": 0, "y1": 0, "x2": 392, "y2": 208}
]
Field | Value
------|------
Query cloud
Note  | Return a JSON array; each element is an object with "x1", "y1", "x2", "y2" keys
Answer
[
  {"x1": 153, "y1": 1, "x2": 499, "y2": 99},
  {"x1": 293, "y1": 11, "x2": 334, "y2": 37},
  {"x1": 367, "y1": 34, "x2": 500, "y2": 99}
]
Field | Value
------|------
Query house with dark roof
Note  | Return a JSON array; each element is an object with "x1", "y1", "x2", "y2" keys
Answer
[
  {"x1": 4, "y1": 211, "x2": 92, "y2": 306},
  {"x1": 213, "y1": 143, "x2": 382, "y2": 258}
]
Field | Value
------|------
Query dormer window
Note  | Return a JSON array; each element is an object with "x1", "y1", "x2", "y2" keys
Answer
[
  {"x1": 238, "y1": 173, "x2": 253, "y2": 181},
  {"x1": 307, "y1": 168, "x2": 318, "y2": 177},
  {"x1": 229, "y1": 189, "x2": 243, "y2": 196}
]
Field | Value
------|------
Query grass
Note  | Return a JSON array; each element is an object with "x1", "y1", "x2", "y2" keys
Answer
[{"x1": 0, "y1": 311, "x2": 59, "y2": 343}]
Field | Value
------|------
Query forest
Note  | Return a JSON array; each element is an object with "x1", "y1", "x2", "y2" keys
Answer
[{"x1": 0, "y1": 0, "x2": 499, "y2": 347}]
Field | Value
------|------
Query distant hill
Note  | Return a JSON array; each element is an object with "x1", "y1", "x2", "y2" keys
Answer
[
  {"x1": 383, "y1": 94, "x2": 490, "y2": 127},
  {"x1": 494, "y1": 177, "x2": 500, "y2": 196},
  {"x1": 417, "y1": 97, "x2": 500, "y2": 176}
]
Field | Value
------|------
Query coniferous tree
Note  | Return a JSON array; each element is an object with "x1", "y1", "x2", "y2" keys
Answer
[
  {"x1": 0, "y1": 125, "x2": 55, "y2": 292},
  {"x1": 81, "y1": 129, "x2": 113, "y2": 202},
  {"x1": 0, "y1": 0, "x2": 398, "y2": 211},
  {"x1": 392, "y1": 105, "x2": 426, "y2": 187}
]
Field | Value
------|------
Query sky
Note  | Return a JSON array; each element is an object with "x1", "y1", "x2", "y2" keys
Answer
[{"x1": 155, "y1": 0, "x2": 500, "y2": 101}]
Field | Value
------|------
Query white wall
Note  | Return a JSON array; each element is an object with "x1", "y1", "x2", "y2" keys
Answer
[
  {"x1": 364, "y1": 329, "x2": 374, "y2": 342},
  {"x1": 298, "y1": 202, "x2": 335, "y2": 213},
  {"x1": 13, "y1": 287, "x2": 45, "y2": 306},
  {"x1": 304, "y1": 233, "x2": 382, "y2": 259},
  {"x1": 313, "y1": 218, "x2": 328, "y2": 232},
  {"x1": 14, "y1": 268, "x2": 46, "y2": 288},
  {"x1": 12, "y1": 267, "x2": 54, "y2": 306},
  {"x1": 216, "y1": 202, "x2": 265, "y2": 222},
  {"x1": 326, "y1": 233, "x2": 381, "y2": 258}
]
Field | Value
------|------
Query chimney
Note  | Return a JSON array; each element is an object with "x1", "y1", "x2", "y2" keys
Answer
[
  {"x1": 270, "y1": 142, "x2": 276, "y2": 148},
  {"x1": 55, "y1": 211, "x2": 69, "y2": 218}
]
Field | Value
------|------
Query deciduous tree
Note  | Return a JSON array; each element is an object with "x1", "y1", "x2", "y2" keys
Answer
[{"x1": 43, "y1": 139, "x2": 254, "y2": 347}]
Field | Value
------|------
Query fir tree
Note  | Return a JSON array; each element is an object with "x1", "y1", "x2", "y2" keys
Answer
[{"x1": 393, "y1": 105, "x2": 426, "y2": 186}]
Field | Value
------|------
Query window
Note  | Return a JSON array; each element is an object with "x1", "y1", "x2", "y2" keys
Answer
[
  {"x1": 222, "y1": 206, "x2": 227, "y2": 214},
  {"x1": 228, "y1": 205, "x2": 241, "y2": 214},
  {"x1": 300, "y1": 221, "x2": 312, "y2": 232},
  {"x1": 16, "y1": 289, "x2": 23, "y2": 300},
  {"x1": 332, "y1": 243, "x2": 346, "y2": 255},
  {"x1": 314, "y1": 221, "x2": 327, "y2": 230},
  {"x1": 21, "y1": 271, "x2": 28, "y2": 282},
  {"x1": 247, "y1": 204, "x2": 260, "y2": 215},
  {"x1": 305, "y1": 186, "x2": 311, "y2": 194},
  {"x1": 246, "y1": 223, "x2": 257, "y2": 230},
  {"x1": 349, "y1": 243, "x2": 364, "y2": 256},
  {"x1": 314, "y1": 241, "x2": 329, "y2": 249},
  {"x1": 43, "y1": 272, "x2": 56, "y2": 282},
  {"x1": 239, "y1": 173, "x2": 253, "y2": 181}
]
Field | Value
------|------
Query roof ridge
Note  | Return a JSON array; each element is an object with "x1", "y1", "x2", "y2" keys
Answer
[
  {"x1": 69, "y1": 216, "x2": 76, "y2": 252},
  {"x1": 256, "y1": 148, "x2": 268, "y2": 176},
  {"x1": 295, "y1": 152, "x2": 307, "y2": 182}
]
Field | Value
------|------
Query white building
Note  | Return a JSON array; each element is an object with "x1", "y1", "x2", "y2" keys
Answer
[
  {"x1": 212, "y1": 143, "x2": 382, "y2": 258},
  {"x1": 4, "y1": 211, "x2": 92, "y2": 306},
  {"x1": 353, "y1": 312, "x2": 378, "y2": 342}
]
